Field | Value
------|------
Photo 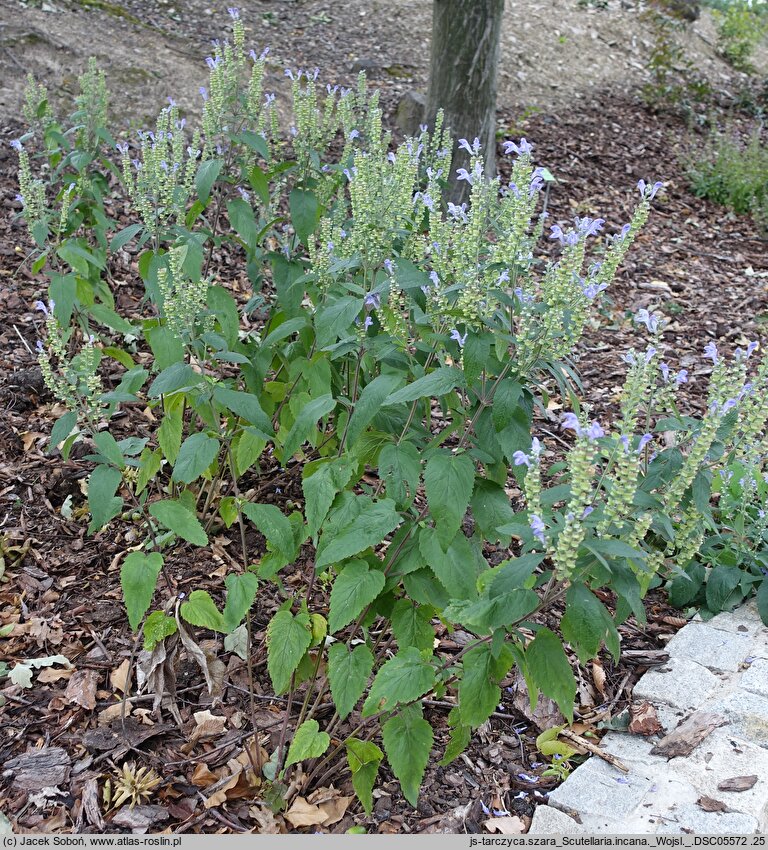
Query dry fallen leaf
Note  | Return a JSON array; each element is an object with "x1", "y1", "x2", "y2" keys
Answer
[
  {"x1": 98, "y1": 702, "x2": 131, "y2": 725},
  {"x1": 484, "y1": 815, "x2": 527, "y2": 834},
  {"x1": 249, "y1": 804, "x2": 283, "y2": 834},
  {"x1": 284, "y1": 797, "x2": 328, "y2": 828},
  {"x1": 191, "y1": 763, "x2": 218, "y2": 788},
  {"x1": 110, "y1": 658, "x2": 131, "y2": 693},
  {"x1": 65, "y1": 669, "x2": 99, "y2": 710},
  {"x1": 591, "y1": 658, "x2": 606, "y2": 698},
  {"x1": 37, "y1": 666, "x2": 74, "y2": 683},
  {"x1": 184, "y1": 710, "x2": 227, "y2": 751},
  {"x1": 629, "y1": 701, "x2": 664, "y2": 736}
]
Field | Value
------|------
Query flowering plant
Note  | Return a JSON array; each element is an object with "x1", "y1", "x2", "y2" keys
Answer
[{"x1": 13, "y1": 11, "x2": 768, "y2": 814}]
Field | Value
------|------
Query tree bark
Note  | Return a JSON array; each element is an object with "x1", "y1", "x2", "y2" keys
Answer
[{"x1": 426, "y1": 0, "x2": 505, "y2": 204}]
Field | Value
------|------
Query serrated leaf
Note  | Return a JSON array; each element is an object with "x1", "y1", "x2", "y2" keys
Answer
[
  {"x1": 362, "y1": 647, "x2": 434, "y2": 716},
  {"x1": 284, "y1": 719, "x2": 330, "y2": 769},
  {"x1": 180, "y1": 590, "x2": 226, "y2": 632},
  {"x1": 302, "y1": 457, "x2": 355, "y2": 540},
  {"x1": 525, "y1": 628, "x2": 576, "y2": 723},
  {"x1": 329, "y1": 561, "x2": 385, "y2": 633},
  {"x1": 382, "y1": 705, "x2": 433, "y2": 806},
  {"x1": 316, "y1": 495, "x2": 401, "y2": 569},
  {"x1": 346, "y1": 738, "x2": 383, "y2": 815},
  {"x1": 458, "y1": 644, "x2": 514, "y2": 727},
  {"x1": 379, "y1": 442, "x2": 421, "y2": 507},
  {"x1": 172, "y1": 433, "x2": 219, "y2": 483},
  {"x1": 328, "y1": 643, "x2": 374, "y2": 720},
  {"x1": 213, "y1": 386, "x2": 274, "y2": 437},
  {"x1": 419, "y1": 528, "x2": 480, "y2": 601},
  {"x1": 560, "y1": 584, "x2": 620, "y2": 664},
  {"x1": 706, "y1": 564, "x2": 741, "y2": 613},
  {"x1": 49, "y1": 410, "x2": 78, "y2": 452},
  {"x1": 149, "y1": 362, "x2": 202, "y2": 397},
  {"x1": 149, "y1": 499, "x2": 208, "y2": 546},
  {"x1": 121, "y1": 552, "x2": 164, "y2": 632},
  {"x1": 157, "y1": 394, "x2": 184, "y2": 464},
  {"x1": 196, "y1": 158, "x2": 224, "y2": 203},
  {"x1": 391, "y1": 600, "x2": 434, "y2": 652},
  {"x1": 440, "y1": 720, "x2": 472, "y2": 766},
  {"x1": 242, "y1": 503, "x2": 295, "y2": 558},
  {"x1": 289, "y1": 188, "x2": 320, "y2": 245},
  {"x1": 756, "y1": 577, "x2": 768, "y2": 626},
  {"x1": 222, "y1": 572, "x2": 259, "y2": 632},
  {"x1": 383, "y1": 366, "x2": 464, "y2": 406},
  {"x1": 345, "y1": 374, "x2": 403, "y2": 448},
  {"x1": 424, "y1": 452, "x2": 474, "y2": 548},
  {"x1": 280, "y1": 394, "x2": 336, "y2": 460},
  {"x1": 266, "y1": 609, "x2": 312, "y2": 694},
  {"x1": 143, "y1": 611, "x2": 177, "y2": 651},
  {"x1": 87, "y1": 465, "x2": 123, "y2": 534}
]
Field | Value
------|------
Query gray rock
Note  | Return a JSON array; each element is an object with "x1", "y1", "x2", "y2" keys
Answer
[
  {"x1": 633, "y1": 656, "x2": 720, "y2": 710},
  {"x1": 706, "y1": 691, "x2": 768, "y2": 749},
  {"x1": 665, "y1": 623, "x2": 753, "y2": 673},
  {"x1": 527, "y1": 806, "x2": 585, "y2": 834},
  {"x1": 656, "y1": 803, "x2": 758, "y2": 834},
  {"x1": 547, "y1": 758, "x2": 653, "y2": 819},
  {"x1": 396, "y1": 90, "x2": 426, "y2": 136},
  {"x1": 741, "y1": 658, "x2": 768, "y2": 699}
]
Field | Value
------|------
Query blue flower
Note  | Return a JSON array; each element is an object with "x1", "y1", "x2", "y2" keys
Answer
[
  {"x1": 237, "y1": 187, "x2": 250, "y2": 202},
  {"x1": 116, "y1": 142, "x2": 129, "y2": 155},
  {"x1": 458, "y1": 137, "x2": 481, "y2": 155},
  {"x1": 348, "y1": 129, "x2": 360, "y2": 140},
  {"x1": 638, "y1": 433, "x2": 653, "y2": 453},
  {"x1": 10, "y1": 139, "x2": 22, "y2": 152},
  {"x1": 364, "y1": 292, "x2": 380, "y2": 311},
  {"x1": 504, "y1": 138, "x2": 533, "y2": 156},
  {"x1": 574, "y1": 216, "x2": 605, "y2": 237},
  {"x1": 637, "y1": 179, "x2": 664, "y2": 200},
  {"x1": 513, "y1": 450, "x2": 531, "y2": 468},
  {"x1": 34, "y1": 300, "x2": 49, "y2": 316},
  {"x1": 456, "y1": 168, "x2": 473, "y2": 184},
  {"x1": 529, "y1": 515, "x2": 546, "y2": 545},
  {"x1": 582, "y1": 506, "x2": 594, "y2": 519},
  {"x1": 264, "y1": 92, "x2": 275, "y2": 105},
  {"x1": 582, "y1": 280, "x2": 608, "y2": 299},
  {"x1": 35, "y1": 340, "x2": 44, "y2": 353},
  {"x1": 429, "y1": 271, "x2": 439, "y2": 286},
  {"x1": 199, "y1": 87, "x2": 208, "y2": 101},
  {"x1": 586, "y1": 421, "x2": 604, "y2": 440},
  {"x1": 634, "y1": 308, "x2": 660, "y2": 333},
  {"x1": 227, "y1": 6, "x2": 240, "y2": 18},
  {"x1": 363, "y1": 316, "x2": 373, "y2": 330},
  {"x1": 447, "y1": 202, "x2": 468, "y2": 222},
  {"x1": 703, "y1": 341, "x2": 718, "y2": 364},
  {"x1": 676, "y1": 369, "x2": 688, "y2": 385},
  {"x1": 450, "y1": 328, "x2": 467, "y2": 347},
  {"x1": 497, "y1": 269, "x2": 510, "y2": 285},
  {"x1": 660, "y1": 362, "x2": 670, "y2": 383},
  {"x1": 561, "y1": 412, "x2": 580, "y2": 433}
]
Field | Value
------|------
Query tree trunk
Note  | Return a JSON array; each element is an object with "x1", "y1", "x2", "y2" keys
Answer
[{"x1": 426, "y1": 0, "x2": 505, "y2": 204}]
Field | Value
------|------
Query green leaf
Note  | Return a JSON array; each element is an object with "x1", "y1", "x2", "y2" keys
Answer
[
  {"x1": 381, "y1": 705, "x2": 433, "y2": 806},
  {"x1": 121, "y1": 552, "x2": 164, "y2": 632},
  {"x1": 706, "y1": 564, "x2": 741, "y2": 613},
  {"x1": 561, "y1": 584, "x2": 620, "y2": 664},
  {"x1": 383, "y1": 366, "x2": 464, "y2": 406},
  {"x1": 91, "y1": 431, "x2": 124, "y2": 469},
  {"x1": 458, "y1": 644, "x2": 514, "y2": 727},
  {"x1": 440, "y1": 718, "x2": 472, "y2": 766},
  {"x1": 136, "y1": 448, "x2": 162, "y2": 495},
  {"x1": 207, "y1": 286, "x2": 240, "y2": 349},
  {"x1": 49, "y1": 410, "x2": 78, "y2": 452},
  {"x1": 470, "y1": 479, "x2": 516, "y2": 542},
  {"x1": 149, "y1": 500, "x2": 208, "y2": 546},
  {"x1": 362, "y1": 647, "x2": 434, "y2": 716},
  {"x1": 172, "y1": 433, "x2": 220, "y2": 484},
  {"x1": 180, "y1": 590, "x2": 226, "y2": 632},
  {"x1": 328, "y1": 643, "x2": 374, "y2": 720},
  {"x1": 109, "y1": 223, "x2": 143, "y2": 252},
  {"x1": 302, "y1": 458, "x2": 355, "y2": 540},
  {"x1": 146, "y1": 326, "x2": 185, "y2": 371},
  {"x1": 424, "y1": 452, "x2": 474, "y2": 549},
  {"x1": 242, "y1": 503, "x2": 295, "y2": 558},
  {"x1": 284, "y1": 719, "x2": 330, "y2": 769},
  {"x1": 419, "y1": 528, "x2": 480, "y2": 602},
  {"x1": 379, "y1": 442, "x2": 421, "y2": 508},
  {"x1": 391, "y1": 600, "x2": 434, "y2": 652},
  {"x1": 315, "y1": 296, "x2": 363, "y2": 349},
  {"x1": 756, "y1": 577, "x2": 768, "y2": 626},
  {"x1": 195, "y1": 158, "x2": 224, "y2": 203},
  {"x1": 213, "y1": 386, "x2": 274, "y2": 437},
  {"x1": 222, "y1": 572, "x2": 259, "y2": 632},
  {"x1": 346, "y1": 374, "x2": 403, "y2": 448},
  {"x1": 266, "y1": 609, "x2": 312, "y2": 694},
  {"x1": 281, "y1": 394, "x2": 336, "y2": 460},
  {"x1": 346, "y1": 739, "x2": 383, "y2": 815},
  {"x1": 526, "y1": 628, "x2": 576, "y2": 722},
  {"x1": 289, "y1": 188, "x2": 320, "y2": 245},
  {"x1": 142, "y1": 611, "x2": 177, "y2": 651},
  {"x1": 87, "y1": 465, "x2": 123, "y2": 534},
  {"x1": 329, "y1": 561, "x2": 385, "y2": 633},
  {"x1": 316, "y1": 495, "x2": 401, "y2": 568},
  {"x1": 149, "y1": 362, "x2": 203, "y2": 397},
  {"x1": 157, "y1": 394, "x2": 184, "y2": 464}
]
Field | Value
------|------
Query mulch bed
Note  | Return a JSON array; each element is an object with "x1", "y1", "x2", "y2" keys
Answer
[{"x1": 0, "y1": 86, "x2": 766, "y2": 834}]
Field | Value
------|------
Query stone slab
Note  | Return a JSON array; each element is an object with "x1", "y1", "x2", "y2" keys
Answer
[
  {"x1": 655, "y1": 803, "x2": 759, "y2": 834},
  {"x1": 701, "y1": 603, "x2": 764, "y2": 638},
  {"x1": 633, "y1": 656, "x2": 720, "y2": 710},
  {"x1": 665, "y1": 729, "x2": 768, "y2": 829},
  {"x1": 740, "y1": 658, "x2": 768, "y2": 699},
  {"x1": 706, "y1": 690, "x2": 768, "y2": 749},
  {"x1": 664, "y1": 623, "x2": 753, "y2": 673},
  {"x1": 527, "y1": 805, "x2": 585, "y2": 834},
  {"x1": 600, "y1": 732, "x2": 668, "y2": 768}
]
